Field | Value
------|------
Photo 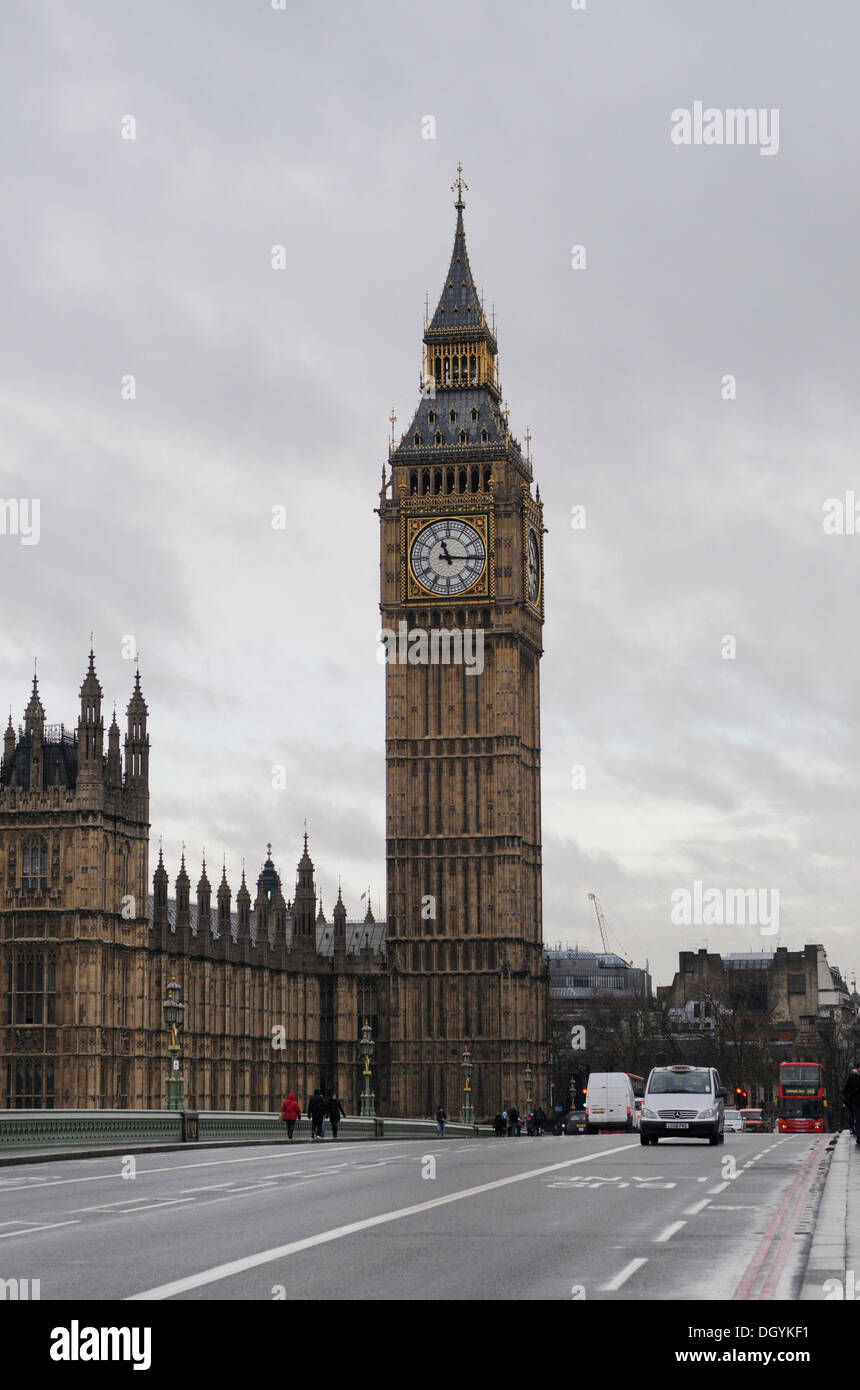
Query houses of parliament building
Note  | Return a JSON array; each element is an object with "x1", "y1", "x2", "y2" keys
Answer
[{"x1": 0, "y1": 177, "x2": 548, "y2": 1118}]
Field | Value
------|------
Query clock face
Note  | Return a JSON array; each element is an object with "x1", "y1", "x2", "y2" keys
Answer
[
  {"x1": 527, "y1": 528, "x2": 540, "y2": 605},
  {"x1": 410, "y1": 518, "x2": 486, "y2": 596}
]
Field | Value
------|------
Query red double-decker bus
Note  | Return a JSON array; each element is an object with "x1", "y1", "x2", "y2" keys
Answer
[{"x1": 777, "y1": 1061, "x2": 827, "y2": 1133}]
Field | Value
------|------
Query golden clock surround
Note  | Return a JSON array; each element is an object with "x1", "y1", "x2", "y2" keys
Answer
[{"x1": 402, "y1": 508, "x2": 494, "y2": 602}]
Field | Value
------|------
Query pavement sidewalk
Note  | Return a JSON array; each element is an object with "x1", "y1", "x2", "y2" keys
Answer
[{"x1": 799, "y1": 1130, "x2": 860, "y2": 1300}]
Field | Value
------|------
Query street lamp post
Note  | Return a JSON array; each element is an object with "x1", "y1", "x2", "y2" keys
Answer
[
  {"x1": 162, "y1": 977, "x2": 185, "y2": 1111},
  {"x1": 460, "y1": 1046, "x2": 474, "y2": 1125},
  {"x1": 359, "y1": 1018, "x2": 375, "y2": 1118}
]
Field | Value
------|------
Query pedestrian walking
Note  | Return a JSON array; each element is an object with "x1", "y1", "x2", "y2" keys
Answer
[
  {"x1": 308, "y1": 1088, "x2": 327, "y2": 1141},
  {"x1": 327, "y1": 1090, "x2": 346, "y2": 1139},
  {"x1": 842, "y1": 1062, "x2": 860, "y2": 1145},
  {"x1": 280, "y1": 1090, "x2": 301, "y2": 1140},
  {"x1": 493, "y1": 1112, "x2": 506, "y2": 1137},
  {"x1": 436, "y1": 1105, "x2": 447, "y2": 1138},
  {"x1": 507, "y1": 1104, "x2": 520, "y2": 1136},
  {"x1": 534, "y1": 1106, "x2": 546, "y2": 1136}
]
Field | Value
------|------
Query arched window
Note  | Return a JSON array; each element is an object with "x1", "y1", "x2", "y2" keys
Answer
[
  {"x1": 483, "y1": 466, "x2": 492, "y2": 490},
  {"x1": 470, "y1": 466, "x2": 479, "y2": 492},
  {"x1": 21, "y1": 837, "x2": 47, "y2": 894},
  {"x1": 433, "y1": 358, "x2": 441, "y2": 385},
  {"x1": 481, "y1": 429, "x2": 489, "y2": 443},
  {"x1": 458, "y1": 467, "x2": 467, "y2": 494},
  {"x1": 470, "y1": 354, "x2": 477, "y2": 381},
  {"x1": 449, "y1": 408, "x2": 456, "y2": 423},
  {"x1": 421, "y1": 469, "x2": 430, "y2": 495},
  {"x1": 471, "y1": 407, "x2": 478, "y2": 422},
  {"x1": 434, "y1": 431, "x2": 442, "y2": 447},
  {"x1": 413, "y1": 432, "x2": 421, "y2": 446},
  {"x1": 458, "y1": 430, "x2": 466, "y2": 445},
  {"x1": 445, "y1": 468, "x2": 454, "y2": 494},
  {"x1": 428, "y1": 410, "x2": 436, "y2": 424},
  {"x1": 433, "y1": 469, "x2": 442, "y2": 495},
  {"x1": 409, "y1": 470, "x2": 418, "y2": 495}
]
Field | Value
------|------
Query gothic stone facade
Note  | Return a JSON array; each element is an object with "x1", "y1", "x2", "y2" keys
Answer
[
  {"x1": 379, "y1": 184, "x2": 548, "y2": 1117},
  {"x1": 0, "y1": 656, "x2": 385, "y2": 1111}
]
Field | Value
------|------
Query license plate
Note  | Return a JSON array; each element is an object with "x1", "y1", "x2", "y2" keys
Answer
[
  {"x1": 592, "y1": 1109, "x2": 604, "y2": 1114},
  {"x1": 665, "y1": 1122, "x2": 689, "y2": 1129}
]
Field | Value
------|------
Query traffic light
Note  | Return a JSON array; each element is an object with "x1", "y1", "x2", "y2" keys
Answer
[{"x1": 735, "y1": 1086, "x2": 747, "y2": 1106}]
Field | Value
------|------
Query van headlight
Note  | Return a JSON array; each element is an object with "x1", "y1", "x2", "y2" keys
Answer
[
  {"x1": 699, "y1": 1106, "x2": 718, "y2": 1120},
  {"x1": 642, "y1": 1107, "x2": 659, "y2": 1120}
]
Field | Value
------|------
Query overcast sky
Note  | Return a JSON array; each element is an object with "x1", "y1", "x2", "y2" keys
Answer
[{"x1": 2, "y1": 1, "x2": 859, "y2": 988}]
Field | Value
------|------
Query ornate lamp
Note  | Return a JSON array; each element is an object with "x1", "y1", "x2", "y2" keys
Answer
[
  {"x1": 162, "y1": 977, "x2": 185, "y2": 1111},
  {"x1": 359, "y1": 1018, "x2": 375, "y2": 1118},
  {"x1": 461, "y1": 1046, "x2": 474, "y2": 1125}
]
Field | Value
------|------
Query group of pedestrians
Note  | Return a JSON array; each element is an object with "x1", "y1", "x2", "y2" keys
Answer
[
  {"x1": 280, "y1": 1088, "x2": 346, "y2": 1141},
  {"x1": 491, "y1": 1105, "x2": 547, "y2": 1136}
]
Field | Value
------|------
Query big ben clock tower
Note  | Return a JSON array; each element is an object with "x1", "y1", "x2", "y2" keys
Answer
[{"x1": 379, "y1": 169, "x2": 547, "y2": 1119}]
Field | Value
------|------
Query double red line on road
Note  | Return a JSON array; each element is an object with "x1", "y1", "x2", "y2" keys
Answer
[{"x1": 731, "y1": 1137, "x2": 830, "y2": 1300}]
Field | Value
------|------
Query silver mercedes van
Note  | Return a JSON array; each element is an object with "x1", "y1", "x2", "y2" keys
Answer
[{"x1": 639, "y1": 1064, "x2": 726, "y2": 1145}]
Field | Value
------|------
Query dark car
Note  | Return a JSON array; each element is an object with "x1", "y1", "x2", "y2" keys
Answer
[
  {"x1": 562, "y1": 1110, "x2": 589, "y2": 1135},
  {"x1": 740, "y1": 1108, "x2": 768, "y2": 1133}
]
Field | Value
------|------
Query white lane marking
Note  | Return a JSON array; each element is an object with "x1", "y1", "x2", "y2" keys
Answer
[
  {"x1": 655, "y1": 1220, "x2": 686, "y2": 1243},
  {"x1": 0, "y1": 1219, "x2": 80, "y2": 1239},
  {"x1": 601, "y1": 1257, "x2": 648, "y2": 1291},
  {"x1": 127, "y1": 1141, "x2": 641, "y2": 1300},
  {"x1": 709, "y1": 1205, "x2": 758, "y2": 1210},
  {"x1": 683, "y1": 1199, "x2": 711, "y2": 1215},
  {"x1": 227, "y1": 1184, "x2": 278, "y2": 1194},
  {"x1": 708, "y1": 1181, "x2": 730, "y2": 1194},
  {"x1": 0, "y1": 1143, "x2": 425, "y2": 1192},
  {"x1": 75, "y1": 1197, "x2": 196, "y2": 1214},
  {"x1": 117, "y1": 1199, "x2": 197, "y2": 1213},
  {"x1": 178, "y1": 1184, "x2": 236, "y2": 1194}
]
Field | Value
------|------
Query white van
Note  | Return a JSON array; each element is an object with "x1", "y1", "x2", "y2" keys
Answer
[
  {"x1": 639, "y1": 1065, "x2": 726, "y2": 1145},
  {"x1": 585, "y1": 1072, "x2": 638, "y2": 1133}
]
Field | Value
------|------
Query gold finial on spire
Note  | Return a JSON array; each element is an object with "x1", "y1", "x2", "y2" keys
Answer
[
  {"x1": 266, "y1": 841, "x2": 273, "y2": 858},
  {"x1": 524, "y1": 428, "x2": 532, "y2": 463},
  {"x1": 388, "y1": 408, "x2": 397, "y2": 450},
  {"x1": 451, "y1": 162, "x2": 468, "y2": 208}
]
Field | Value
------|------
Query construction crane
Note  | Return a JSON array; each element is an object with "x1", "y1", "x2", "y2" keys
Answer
[{"x1": 587, "y1": 892, "x2": 634, "y2": 966}]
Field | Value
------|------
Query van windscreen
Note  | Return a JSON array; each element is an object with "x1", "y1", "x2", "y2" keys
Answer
[{"x1": 648, "y1": 1071, "x2": 711, "y2": 1095}]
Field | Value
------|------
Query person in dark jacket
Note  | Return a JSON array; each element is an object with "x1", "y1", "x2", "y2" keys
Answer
[
  {"x1": 507, "y1": 1105, "x2": 520, "y2": 1137},
  {"x1": 327, "y1": 1091, "x2": 346, "y2": 1139},
  {"x1": 281, "y1": 1091, "x2": 301, "y2": 1140},
  {"x1": 308, "y1": 1089, "x2": 327, "y2": 1140},
  {"x1": 493, "y1": 1113, "x2": 506, "y2": 1137},
  {"x1": 843, "y1": 1064, "x2": 860, "y2": 1144},
  {"x1": 436, "y1": 1105, "x2": 447, "y2": 1138},
  {"x1": 533, "y1": 1106, "x2": 546, "y2": 1136}
]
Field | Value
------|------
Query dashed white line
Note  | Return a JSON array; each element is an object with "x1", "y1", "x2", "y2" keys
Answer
[
  {"x1": 0, "y1": 1218, "x2": 80, "y2": 1239},
  {"x1": 601, "y1": 1257, "x2": 648, "y2": 1291},
  {"x1": 655, "y1": 1220, "x2": 686, "y2": 1243},
  {"x1": 708, "y1": 1181, "x2": 730, "y2": 1194},
  {"x1": 683, "y1": 1199, "x2": 711, "y2": 1216}
]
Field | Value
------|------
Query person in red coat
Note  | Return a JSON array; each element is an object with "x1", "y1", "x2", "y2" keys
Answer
[{"x1": 281, "y1": 1092, "x2": 301, "y2": 1140}]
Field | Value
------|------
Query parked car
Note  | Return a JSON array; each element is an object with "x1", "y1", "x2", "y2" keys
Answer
[
  {"x1": 740, "y1": 1108, "x2": 768, "y2": 1133},
  {"x1": 722, "y1": 1109, "x2": 744, "y2": 1133},
  {"x1": 563, "y1": 1110, "x2": 588, "y2": 1135}
]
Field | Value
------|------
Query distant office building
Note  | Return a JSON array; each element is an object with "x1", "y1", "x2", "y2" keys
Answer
[
  {"x1": 659, "y1": 944, "x2": 853, "y2": 1035},
  {"x1": 546, "y1": 948, "x2": 652, "y2": 1007}
]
